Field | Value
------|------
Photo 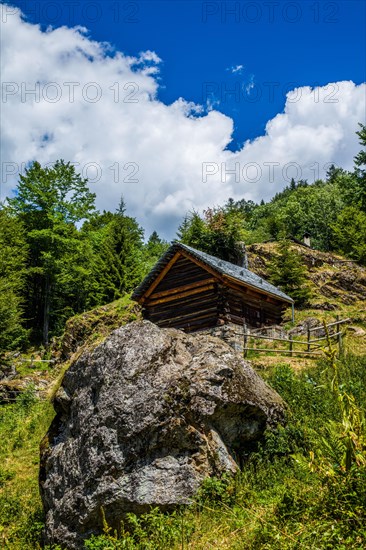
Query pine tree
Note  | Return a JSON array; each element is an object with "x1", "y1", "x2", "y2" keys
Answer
[
  {"x1": 177, "y1": 211, "x2": 207, "y2": 249},
  {"x1": 268, "y1": 240, "x2": 311, "y2": 306},
  {"x1": 84, "y1": 205, "x2": 146, "y2": 304},
  {"x1": 354, "y1": 123, "x2": 366, "y2": 211},
  {"x1": 144, "y1": 231, "x2": 169, "y2": 266},
  {"x1": 332, "y1": 207, "x2": 366, "y2": 265},
  {"x1": 177, "y1": 207, "x2": 248, "y2": 263}
]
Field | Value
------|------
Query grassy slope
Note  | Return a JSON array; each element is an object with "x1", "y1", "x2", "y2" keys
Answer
[
  {"x1": 0, "y1": 295, "x2": 140, "y2": 549},
  {"x1": 1, "y1": 248, "x2": 366, "y2": 549},
  {"x1": 0, "y1": 396, "x2": 54, "y2": 548}
]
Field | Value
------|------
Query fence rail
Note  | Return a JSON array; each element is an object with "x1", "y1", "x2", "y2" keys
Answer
[
  {"x1": 308, "y1": 318, "x2": 350, "y2": 332},
  {"x1": 243, "y1": 315, "x2": 348, "y2": 359}
]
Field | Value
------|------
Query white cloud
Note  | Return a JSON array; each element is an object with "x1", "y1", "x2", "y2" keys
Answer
[
  {"x1": 244, "y1": 74, "x2": 255, "y2": 95},
  {"x1": 227, "y1": 64, "x2": 244, "y2": 74},
  {"x1": 1, "y1": 4, "x2": 365, "y2": 239}
]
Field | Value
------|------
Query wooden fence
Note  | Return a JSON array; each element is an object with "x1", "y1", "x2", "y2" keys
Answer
[{"x1": 243, "y1": 316, "x2": 350, "y2": 358}]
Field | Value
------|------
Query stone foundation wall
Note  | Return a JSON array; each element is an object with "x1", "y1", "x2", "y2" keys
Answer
[
  {"x1": 199, "y1": 323, "x2": 287, "y2": 353},
  {"x1": 199, "y1": 323, "x2": 245, "y2": 352}
]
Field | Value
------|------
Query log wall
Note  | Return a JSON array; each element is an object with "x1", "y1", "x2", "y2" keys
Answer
[{"x1": 142, "y1": 254, "x2": 287, "y2": 332}]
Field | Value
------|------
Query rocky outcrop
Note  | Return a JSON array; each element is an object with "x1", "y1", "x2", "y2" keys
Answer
[
  {"x1": 40, "y1": 321, "x2": 284, "y2": 548},
  {"x1": 0, "y1": 362, "x2": 17, "y2": 382},
  {"x1": 0, "y1": 379, "x2": 23, "y2": 403},
  {"x1": 288, "y1": 317, "x2": 325, "y2": 338},
  {"x1": 247, "y1": 243, "x2": 366, "y2": 308}
]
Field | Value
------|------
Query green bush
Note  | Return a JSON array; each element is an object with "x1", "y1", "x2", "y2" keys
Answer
[
  {"x1": 195, "y1": 474, "x2": 236, "y2": 508},
  {"x1": 83, "y1": 507, "x2": 192, "y2": 550},
  {"x1": 15, "y1": 384, "x2": 37, "y2": 410}
]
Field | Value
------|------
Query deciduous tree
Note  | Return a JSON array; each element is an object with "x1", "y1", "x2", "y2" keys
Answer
[{"x1": 8, "y1": 160, "x2": 96, "y2": 344}]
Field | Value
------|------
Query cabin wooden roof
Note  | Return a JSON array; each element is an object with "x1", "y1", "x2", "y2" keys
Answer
[{"x1": 132, "y1": 243, "x2": 294, "y2": 304}]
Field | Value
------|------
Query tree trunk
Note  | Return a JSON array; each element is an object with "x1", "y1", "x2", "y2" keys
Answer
[{"x1": 43, "y1": 277, "x2": 51, "y2": 345}]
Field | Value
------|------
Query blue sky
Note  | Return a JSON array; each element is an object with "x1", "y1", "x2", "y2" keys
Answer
[
  {"x1": 1, "y1": 1, "x2": 366, "y2": 238},
  {"x1": 10, "y1": 0, "x2": 366, "y2": 147}
]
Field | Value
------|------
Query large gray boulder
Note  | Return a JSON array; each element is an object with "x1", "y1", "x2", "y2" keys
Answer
[{"x1": 40, "y1": 321, "x2": 284, "y2": 548}]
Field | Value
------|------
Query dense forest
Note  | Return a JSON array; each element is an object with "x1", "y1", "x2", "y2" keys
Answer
[
  {"x1": 178, "y1": 123, "x2": 366, "y2": 264},
  {"x1": 1, "y1": 124, "x2": 365, "y2": 356}
]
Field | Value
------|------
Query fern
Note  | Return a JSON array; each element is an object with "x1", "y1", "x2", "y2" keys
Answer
[{"x1": 308, "y1": 323, "x2": 366, "y2": 477}]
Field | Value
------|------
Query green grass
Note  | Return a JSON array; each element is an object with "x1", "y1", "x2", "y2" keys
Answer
[
  {"x1": 0, "y1": 387, "x2": 54, "y2": 548},
  {"x1": 2, "y1": 352, "x2": 366, "y2": 549},
  {"x1": 2, "y1": 248, "x2": 365, "y2": 548},
  {"x1": 79, "y1": 352, "x2": 366, "y2": 549}
]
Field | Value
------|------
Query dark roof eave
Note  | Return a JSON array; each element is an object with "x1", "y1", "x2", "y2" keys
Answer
[{"x1": 222, "y1": 274, "x2": 294, "y2": 304}]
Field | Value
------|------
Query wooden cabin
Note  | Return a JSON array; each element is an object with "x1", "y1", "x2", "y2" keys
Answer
[{"x1": 132, "y1": 243, "x2": 294, "y2": 332}]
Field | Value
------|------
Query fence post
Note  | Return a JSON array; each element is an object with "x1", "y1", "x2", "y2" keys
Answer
[
  {"x1": 307, "y1": 327, "x2": 311, "y2": 352},
  {"x1": 336, "y1": 315, "x2": 343, "y2": 357},
  {"x1": 243, "y1": 323, "x2": 248, "y2": 359},
  {"x1": 338, "y1": 331, "x2": 343, "y2": 358},
  {"x1": 289, "y1": 334, "x2": 293, "y2": 357}
]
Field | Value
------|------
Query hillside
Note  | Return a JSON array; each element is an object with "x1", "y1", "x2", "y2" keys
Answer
[
  {"x1": 248, "y1": 242, "x2": 366, "y2": 318},
  {"x1": 247, "y1": 243, "x2": 366, "y2": 365},
  {"x1": 2, "y1": 244, "x2": 365, "y2": 402},
  {"x1": 0, "y1": 245, "x2": 366, "y2": 548}
]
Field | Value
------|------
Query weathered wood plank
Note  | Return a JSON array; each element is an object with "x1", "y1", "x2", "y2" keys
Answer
[
  {"x1": 153, "y1": 270, "x2": 212, "y2": 292},
  {"x1": 146, "y1": 289, "x2": 216, "y2": 310},
  {"x1": 157, "y1": 311, "x2": 217, "y2": 328},
  {"x1": 152, "y1": 306, "x2": 218, "y2": 325},
  {"x1": 147, "y1": 297, "x2": 217, "y2": 318},
  {"x1": 179, "y1": 250, "x2": 226, "y2": 282},
  {"x1": 223, "y1": 273, "x2": 292, "y2": 304},
  {"x1": 146, "y1": 284, "x2": 215, "y2": 306},
  {"x1": 222, "y1": 287, "x2": 285, "y2": 315},
  {"x1": 145, "y1": 283, "x2": 217, "y2": 307},
  {"x1": 142, "y1": 252, "x2": 181, "y2": 302},
  {"x1": 169, "y1": 316, "x2": 219, "y2": 331},
  {"x1": 150, "y1": 277, "x2": 216, "y2": 298},
  {"x1": 147, "y1": 292, "x2": 216, "y2": 311}
]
